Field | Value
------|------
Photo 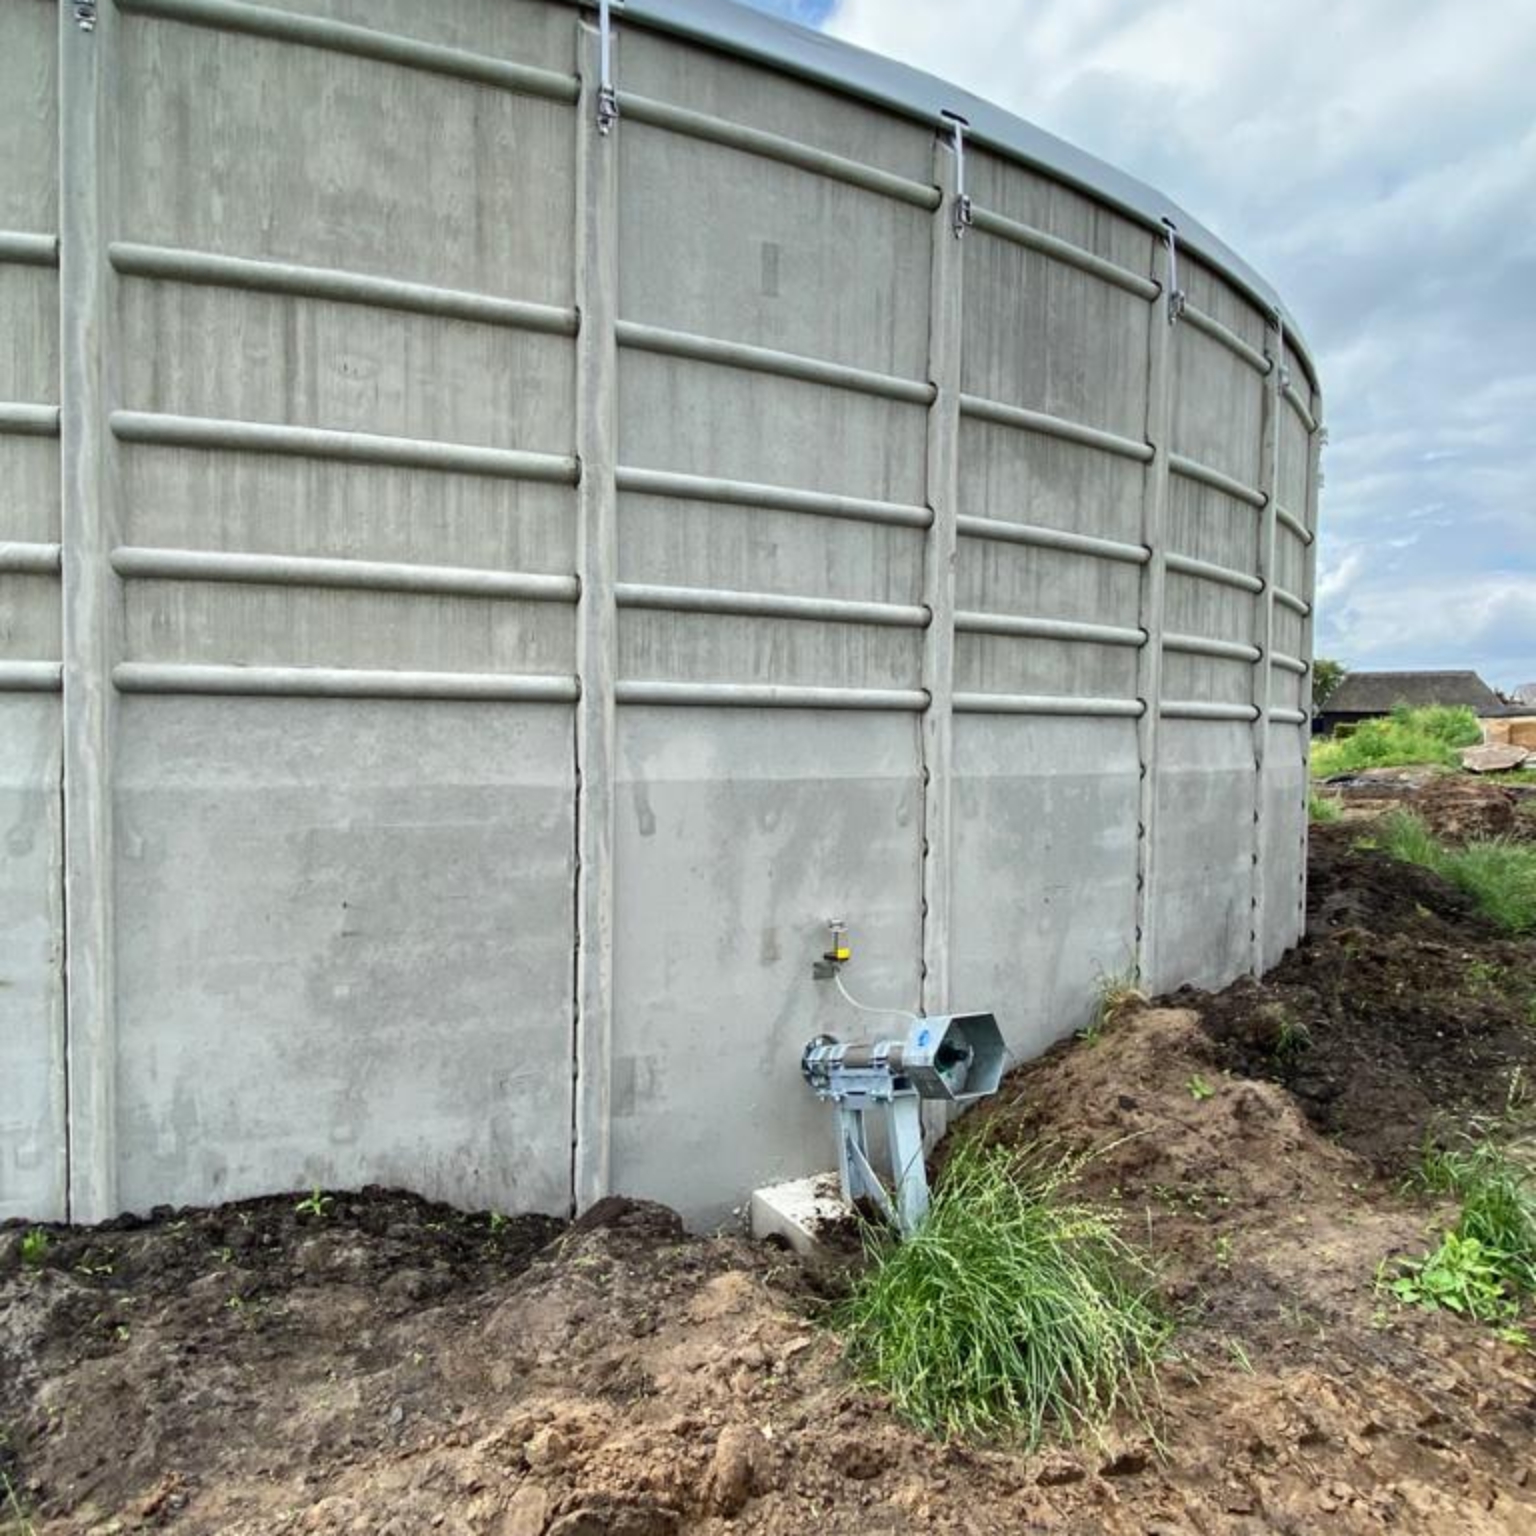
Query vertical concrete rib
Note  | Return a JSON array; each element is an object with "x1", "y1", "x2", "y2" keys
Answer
[
  {"x1": 919, "y1": 131, "x2": 962, "y2": 1020},
  {"x1": 1249, "y1": 321, "x2": 1281, "y2": 975},
  {"x1": 1297, "y1": 391, "x2": 1325, "y2": 935},
  {"x1": 1133, "y1": 238, "x2": 1172, "y2": 988},
  {"x1": 59, "y1": 1, "x2": 119, "y2": 1222},
  {"x1": 572, "y1": 18, "x2": 619, "y2": 1214}
]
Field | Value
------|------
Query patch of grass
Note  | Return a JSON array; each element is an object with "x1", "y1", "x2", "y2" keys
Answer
[
  {"x1": 838, "y1": 1138, "x2": 1167, "y2": 1445},
  {"x1": 1308, "y1": 791, "x2": 1343, "y2": 824},
  {"x1": 1, "y1": 1469, "x2": 34, "y2": 1536},
  {"x1": 1077, "y1": 964, "x2": 1146, "y2": 1045},
  {"x1": 1374, "y1": 810, "x2": 1536, "y2": 934},
  {"x1": 1311, "y1": 703, "x2": 1482, "y2": 777},
  {"x1": 1383, "y1": 1134, "x2": 1536, "y2": 1344}
]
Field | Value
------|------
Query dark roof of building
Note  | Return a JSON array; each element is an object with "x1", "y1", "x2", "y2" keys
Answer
[{"x1": 1324, "y1": 670, "x2": 1504, "y2": 716}]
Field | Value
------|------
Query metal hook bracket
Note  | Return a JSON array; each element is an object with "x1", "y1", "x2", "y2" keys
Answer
[
  {"x1": 1161, "y1": 218, "x2": 1186, "y2": 325},
  {"x1": 942, "y1": 112, "x2": 973, "y2": 238},
  {"x1": 596, "y1": 0, "x2": 619, "y2": 134}
]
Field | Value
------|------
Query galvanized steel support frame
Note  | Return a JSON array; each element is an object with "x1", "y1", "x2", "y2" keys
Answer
[
  {"x1": 60, "y1": 1, "x2": 119, "y2": 1222},
  {"x1": 572, "y1": 18, "x2": 619, "y2": 1214},
  {"x1": 1133, "y1": 232, "x2": 1172, "y2": 987}
]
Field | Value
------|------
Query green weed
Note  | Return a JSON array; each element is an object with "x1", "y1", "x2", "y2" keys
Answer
[
  {"x1": 838, "y1": 1138, "x2": 1167, "y2": 1445},
  {"x1": 294, "y1": 1186, "x2": 333, "y2": 1220},
  {"x1": 1374, "y1": 811, "x2": 1536, "y2": 934},
  {"x1": 1, "y1": 1469, "x2": 35, "y2": 1536},
  {"x1": 1186, "y1": 1075, "x2": 1216, "y2": 1102},
  {"x1": 1383, "y1": 1234, "x2": 1520, "y2": 1327},
  {"x1": 18, "y1": 1229, "x2": 47, "y2": 1269},
  {"x1": 1308, "y1": 792, "x2": 1343, "y2": 824},
  {"x1": 1078, "y1": 964, "x2": 1146, "y2": 1045}
]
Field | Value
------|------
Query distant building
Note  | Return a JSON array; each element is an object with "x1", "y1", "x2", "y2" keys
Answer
[
  {"x1": 1512, "y1": 683, "x2": 1536, "y2": 706},
  {"x1": 1314, "y1": 669, "x2": 1505, "y2": 736}
]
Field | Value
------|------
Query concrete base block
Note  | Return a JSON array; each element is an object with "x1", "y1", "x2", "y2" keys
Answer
[{"x1": 749, "y1": 1172, "x2": 852, "y2": 1256}]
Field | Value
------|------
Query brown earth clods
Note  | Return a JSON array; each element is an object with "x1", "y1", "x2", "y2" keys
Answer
[{"x1": 4, "y1": 787, "x2": 1536, "y2": 1535}]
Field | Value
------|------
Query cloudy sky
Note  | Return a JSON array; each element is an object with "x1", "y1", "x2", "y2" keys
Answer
[{"x1": 746, "y1": 0, "x2": 1536, "y2": 692}]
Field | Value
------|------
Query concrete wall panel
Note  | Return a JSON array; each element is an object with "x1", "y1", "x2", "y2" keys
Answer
[
  {"x1": 115, "y1": 14, "x2": 575, "y2": 299},
  {"x1": 609, "y1": 708, "x2": 924, "y2": 1224},
  {"x1": 112, "y1": 698, "x2": 575, "y2": 1214},
  {"x1": 0, "y1": 699, "x2": 66, "y2": 1221},
  {"x1": 618, "y1": 353, "x2": 927, "y2": 503},
  {"x1": 619, "y1": 128, "x2": 932, "y2": 377},
  {"x1": 118, "y1": 282, "x2": 575, "y2": 454},
  {"x1": 959, "y1": 420, "x2": 1146, "y2": 543},
  {"x1": 618, "y1": 494, "x2": 926, "y2": 606},
  {"x1": 963, "y1": 236, "x2": 1149, "y2": 438},
  {"x1": 1151, "y1": 720, "x2": 1256, "y2": 991},
  {"x1": 951, "y1": 716, "x2": 1141, "y2": 1055},
  {"x1": 121, "y1": 451, "x2": 576, "y2": 574}
]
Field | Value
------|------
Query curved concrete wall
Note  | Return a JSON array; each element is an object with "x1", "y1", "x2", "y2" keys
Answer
[{"x1": 0, "y1": 0, "x2": 1321, "y2": 1226}]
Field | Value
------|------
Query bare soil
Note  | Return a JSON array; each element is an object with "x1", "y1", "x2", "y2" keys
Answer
[{"x1": 4, "y1": 794, "x2": 1536, "y2": 1535}]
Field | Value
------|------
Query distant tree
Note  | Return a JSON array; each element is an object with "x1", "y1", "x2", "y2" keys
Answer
[{"x1": 1312, "y1": 657, "x2": 1346, "y2": 711}]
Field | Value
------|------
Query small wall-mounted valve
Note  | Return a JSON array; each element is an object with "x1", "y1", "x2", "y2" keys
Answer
[{"x1": 813, "y1": 918, "x2": 851, "y2": 980}]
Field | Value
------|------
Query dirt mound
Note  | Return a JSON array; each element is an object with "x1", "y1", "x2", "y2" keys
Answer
[
  {"x1": 1178, "y1": 825, "x2": 1536, "y2": 1172},
  {"x1": 1322, "y1": 769, "x2": 1536, "y2": 841}
]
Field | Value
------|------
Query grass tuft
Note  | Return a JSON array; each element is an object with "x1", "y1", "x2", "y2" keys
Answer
[
  {"x1": 1373, "y1": 810, "x2": 1536, "y2": 934},
  {"x1": 1385, "y1": 1133, "x2": 1536, "y2": 1344},
  {"x1": 1308, "y1": 792, "x2": 1343, "y2": 825},
  {"x1": 838, "y1": 1137, "x2": 1168, "y2": 1445},
  {"x1": 1311, "y1": 703, "x2": 1482, "y2": 778}
]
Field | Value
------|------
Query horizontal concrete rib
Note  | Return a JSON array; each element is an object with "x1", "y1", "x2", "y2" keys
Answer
[
  {"x1": 116, "y1": 0, "x2": 580, "y2": 100},
  {"x1": 110, "y1": 412, "x2": 580, "y2": 483},
  {"x1": 1274, "y1": 503, "x2": 1314, "y2": 544},
  {"x1": 1181, "y1": 304, "x2": 1271, "y2": 375},
  {"x1": 0, "y1": 231, "x2": 58, "y2": 267},
  {"x1": 1272, "y1": 586, "x2": 1311, "y2": 616},
  {"x1": 615, "y1": 680, "x2": 929, "y2": 710},
  {"x1": 614, "y1": 320, "x2": 934, "y2": 404},
  {"x1": 0, "y1": 541, "x2": 63, "y2": 575},
  {"x1": 109, "y1": 243, "x2": 579, "y2": 335},
  {"x1": 1283, "y1": 383, "x2": 1318, "y2": 434},
  {"x1": 1270, "y1": 651, "x2": 1308, "y2": 675},
  {"x1": 1160, "y1": 699, "x2": 1260, "y2": 721},
  {"x1": 968, "y1": 206, "x2": 1158, "y2": 299},
  {"x1": 113, "y1": 663, "x2": 581, "y2": 702},
  {"x1": 0, "y1": 661, "x2": 62, "y2": 693},
  {"x1": 1268, "y1": 707, "x2": 1308, "y2": 724},
  {"x1": 952, "y1": 691, "x2": 1145, "y2": 718},
  {"x1": 1163, "y1": 551, "x2": 1264, "y2": 593},
  {"x1": 1167, "y1": 453, "x2": 1267, "y2": 508},
  {"x1": 110, "y1": 547, "x2": 581, "y2": 602},
  {"x1": 1162, "y1": 631, "x2": 1262, "y2": 663},
  {"x1": 618, "y1": 93, "x2": 942, "y2": 209},
  {"x1": 615, "y1": 465, "x2": 933, "y2": 529},
  {"x1": 959, "y1": 394, "x2": 1153, "y2": 463},
  {"x1": 955, "y1": 513, "x2": 1149, "y2": 566},
  {"x1": 0, "y1": 402, "x2": 61, "y2": 437},
  {"x1": 615, "y1": 581, "x2": 929, "y2": 628},
  {"x1": 954, "y1": 610, "x2": 1147, "y2": 647}
]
